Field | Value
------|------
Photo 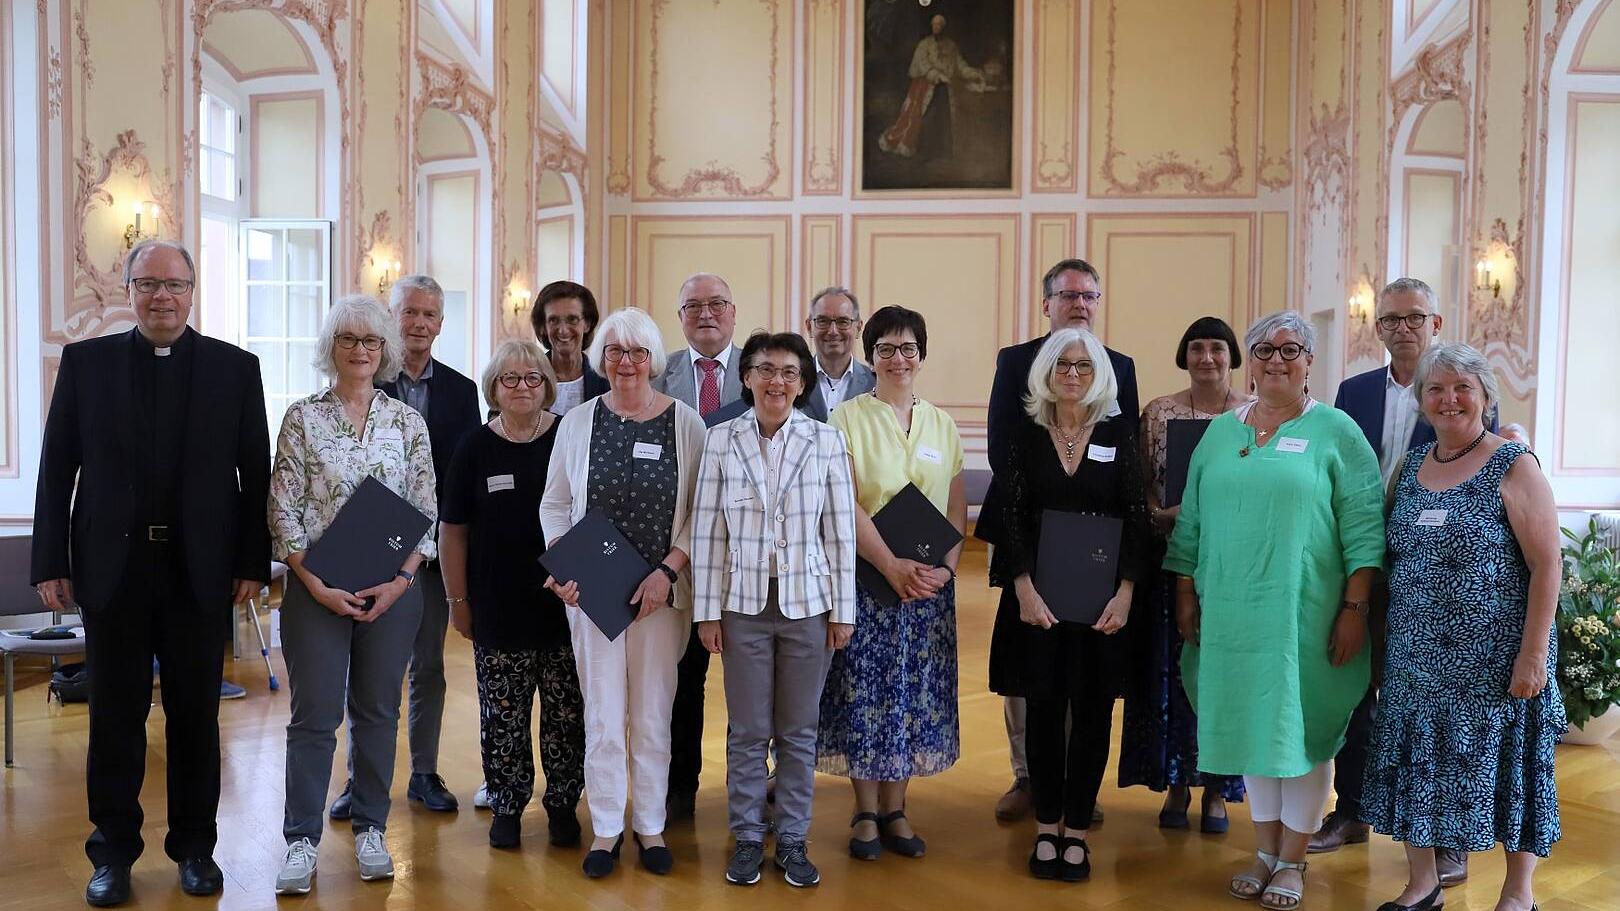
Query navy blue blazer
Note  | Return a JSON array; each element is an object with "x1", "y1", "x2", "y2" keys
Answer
[
  {"x1": 1333, "y1": 364, "x2": 1497, "y2": 462},
  {"x1": 975, "y1": 334, "x2": 1139, "y2": 545},
  {"x1": 378, "y1": 358, "x2": 481, "y2": 504}
]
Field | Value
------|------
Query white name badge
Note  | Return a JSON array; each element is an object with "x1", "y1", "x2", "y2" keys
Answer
[
  {"x1": 729, "y1": 493, "x2": 755, "y2": 506},
  {"x1": 1415, "y1": 509, "x2": 1449, "y2": 527},
  {"x1": 916, "y1": 446, "x2": 944, "y2": 465},
  {"x1": 1276, "y1": 437, "x2": 1310, "y2": 453},
  {"x1": 1087, "y1": 444, "x2": 1116, "y2": 463},
  {"x1": 1105, "y1": 401, "x2": 1123, "y2": 418},
  {"x1": 486, "y1": 474, "x2": 516, "y2": 493},
  {"x1": 633, "y1": 442, "x2": 663, "y2": 460}
]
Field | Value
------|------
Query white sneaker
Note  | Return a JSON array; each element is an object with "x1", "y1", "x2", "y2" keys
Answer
[
  {"x1": 473, "y1": 783, "x2": 490, "y2": 809},
  {"x1": 275, "y1": 837, "x2": 317, "y2": 895},
  {"x1": 355, "y1": 827, "x2": 394, "y2": 881}
]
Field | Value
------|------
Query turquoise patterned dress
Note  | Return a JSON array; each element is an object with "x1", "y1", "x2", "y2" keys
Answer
[{"x1": 1361, "y1": 441, "x2": 1565, "y2": 856}]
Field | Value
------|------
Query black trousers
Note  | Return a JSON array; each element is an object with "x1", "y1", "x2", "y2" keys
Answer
[
  {"x1": 1332, "y1": 686, "x2": 1378, "y2": 818},
  {"x1": 668, "y1": 626, "x2": 710, "y2": 799},
  {"x1": 1024, "y1": 627, "x2": 1114, "y2": 830},
  {"x1": 81, "y1": 540, "x2": 227, "y2": 866},
  {"x1": 472, "y1": 642, "x2": 586, "y2": 817}
]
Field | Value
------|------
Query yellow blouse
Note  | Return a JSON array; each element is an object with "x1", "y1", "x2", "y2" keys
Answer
[{"x1": 829, "y1": 393, "x2": 963, "y2": 515}]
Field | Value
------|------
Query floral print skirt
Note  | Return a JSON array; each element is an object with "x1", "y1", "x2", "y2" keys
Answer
[{"x1": 816, "y1": 580, "x2": 959, "y2": 781}]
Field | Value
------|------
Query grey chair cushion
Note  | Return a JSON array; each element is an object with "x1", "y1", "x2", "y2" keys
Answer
[{"x1": 0, "y1": 628, "x2": 88, "y2": 658}]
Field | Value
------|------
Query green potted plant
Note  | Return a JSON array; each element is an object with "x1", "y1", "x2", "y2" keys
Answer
[{"x1": 1558, "y1": 517, "x2": 1620, "y2": 744}]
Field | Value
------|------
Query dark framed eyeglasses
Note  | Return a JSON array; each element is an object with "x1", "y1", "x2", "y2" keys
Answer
[
  {"x1": 873, "y1": 342, "x2": 920, "y2": 360},
  {"x1": 1054, "y1": 358, "x2": 1095, "y2": 376},
  {"x1": 1376, "y1": 313, "x2": 1432, "y2": 332},
  {"x1": 1049, "y1": 290, "x2": 1101, "y2": 305},
  {"x1": 810, "y1": 316, "x2": 858, "y2": 331},
  {"x1": 603, "y1": 345, "x2": 651, "y2": 364},
  {"x1": 749, "y1": 364, "x2": 802, "y2": 382},
  {"x1": 498, "y1": 371, "x2": 547, "y2": 389},
  {"x1": 334, "y1": 333, "x2": 385, "y2": 351},
  {"x1": 129, "y1": 277, "x2": 195, "y2": 295},
  {"x1": 1250, "y1": 342, "x2": 1309, "y2": 361},
  {"x1": 679, "y1": 298, "x2": 732, "y2": 317}
]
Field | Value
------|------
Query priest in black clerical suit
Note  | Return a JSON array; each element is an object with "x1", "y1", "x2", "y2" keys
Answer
[{"x1": 31, "y1": 240, "x2": 270, "y2": 907}]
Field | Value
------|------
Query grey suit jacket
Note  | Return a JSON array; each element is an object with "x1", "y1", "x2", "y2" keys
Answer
[
  {"x1": 803, "y1": 360, "x2": 877, "y2": 422},
  {"x1": 655, "y1": 345, "x2": 745, "y2": 411}
]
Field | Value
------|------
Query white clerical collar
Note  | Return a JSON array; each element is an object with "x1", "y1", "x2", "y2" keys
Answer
[{"x1": 155, "y1": 346, "x2": 172, "y2": 357}]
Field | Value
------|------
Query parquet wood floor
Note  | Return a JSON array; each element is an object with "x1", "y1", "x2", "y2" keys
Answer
[{"x1": 4, "y1": 544, "x2": 1618, "y2": 910}]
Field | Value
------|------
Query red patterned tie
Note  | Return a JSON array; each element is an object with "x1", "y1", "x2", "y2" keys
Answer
[{"x1": 697, "y1": 357, "x2": 721, "y2": 417}]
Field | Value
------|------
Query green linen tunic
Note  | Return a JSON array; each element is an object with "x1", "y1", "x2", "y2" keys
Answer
[{"x1": 1163, "y1": 401, "x2": 1384, "y2": 778}]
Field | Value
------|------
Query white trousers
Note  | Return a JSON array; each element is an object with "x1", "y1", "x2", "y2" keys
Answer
[
  {"x1": 1243, "y1": 761, "x2": 1335, "y2": 835},
  {"x1": 567, "y1": 604, "x2": 689, "y2": 838}
]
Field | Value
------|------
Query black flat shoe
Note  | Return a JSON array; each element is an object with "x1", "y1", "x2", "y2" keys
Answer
[
  {"x1": 1028, "y1": 832, "x2": 1062, "y2": 879},
  {"x1": 85, "y1": 865, "x2": 131, "y2": 907},
  {"x1": 1375, "y1": 884, "x2": 1444, "y2": 911},
  {"x1": 633, "y1": 833, "x2": 674, "y2": 875},
  {"x1": 489, "y1": 814, "x2": 521, "y2": 849},
  {"x1": 178, "y1": 857, "x2": 224, "y2": 896},
  {"x1": 1158, "y1": 788, "x2": 1192, "y2": 829},
  {"x1": 547, "y1": 807, "x2": 582, "y2": 847},
  {"x1": 878, "y1": 810, "x2": 925, "y2": 857},
  {"x1": 1059, "y1": 836, "x2": 1091, "y2": 882},
  {"x1": 848, "y1": 811, "x2": 882, "y2": 860},
  {"x1": 582, "y1": 835, "x2": 623, "y2": 878},
  {"x1": 1200, "y1": 791, "x2": 1230, "y2": 834}
]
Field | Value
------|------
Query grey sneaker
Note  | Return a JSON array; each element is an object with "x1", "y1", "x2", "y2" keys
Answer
[
  {"x1": 775, "y1": 840, "x2": 820, "y2": 887},
  {"x1": 354, "y1": 827, "x2": 394, "y2": 881},
  {"x1": 725, "y1": 840, "x2": 764, "y2": 885},
  {"x1": 275, "y1": 838, "x2": 317, "y2": 895}
]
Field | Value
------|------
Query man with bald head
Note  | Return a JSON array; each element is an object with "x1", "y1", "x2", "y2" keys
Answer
[
  {"x1": 33, "y1": 239, "x2": 271, "y2": 905},
  {"x1": 652, "y1": 272, "x2": 744, "y2": 817}
]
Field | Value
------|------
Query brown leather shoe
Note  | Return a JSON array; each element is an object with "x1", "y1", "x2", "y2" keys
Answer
[
  {"x1": 995, "y1": 778, "x2": 1032, "y2": 822},
  {"x1": 1436, "y1": 848, "x2": 1468, "y2": 886},
  {"x1": 1306, "y1": 811, "x2": 1369, "y2": 853}
]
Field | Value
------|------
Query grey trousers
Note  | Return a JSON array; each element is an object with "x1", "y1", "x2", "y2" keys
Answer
[
  {"x1": 281, "y1": 576, "x2": 423, "y2": 843},
  {"x1": 720, "y1": 585, "x2": 832, "y2": 844},
  {"x1": 406, "y1": 563, "x2": 449, "y2": 774}
]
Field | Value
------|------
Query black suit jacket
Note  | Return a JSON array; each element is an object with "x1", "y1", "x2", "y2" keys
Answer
[
  {"x1": 378, "y1": 357, "x2": 481, "y2": 503},
  {"x1": 31, "y1": 328, "x2": 272, "y2": 611},
  {"x1": 579, "y1": 361, "x2": 611, "y2": 402},
  {"x1": 1333, "y1": 364, "x2": 1498, "y2": 463},
  {"x1": 975, "y1": 334, "x2": 1139, "y2": 545}
]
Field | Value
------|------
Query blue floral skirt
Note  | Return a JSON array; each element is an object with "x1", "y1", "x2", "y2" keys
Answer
[{"x1": 816, "y1": 580, "x2": 959, "y2": 781}]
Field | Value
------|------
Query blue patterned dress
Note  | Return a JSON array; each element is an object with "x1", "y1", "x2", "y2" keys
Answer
[{"x1": 1361, "y1": 441, "x2": 1565, "y2": 856}]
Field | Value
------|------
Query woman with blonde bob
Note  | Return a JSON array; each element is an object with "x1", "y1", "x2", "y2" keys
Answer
[
  {"x1": 270, "y1": 295, "x2": 436, "y2": 894},
  {"x1": 987, "y1": 327, "x2": 1149, "y2": 882},
  {"x1": 539, "y1": 307, "x2": 708, "y2": 879}
]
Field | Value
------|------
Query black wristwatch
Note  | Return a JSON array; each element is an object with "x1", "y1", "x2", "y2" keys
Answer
[
  {"x1": 656, "y1": 563, "x2": 680, "y2": 585},
  {"x1": 395, "y1": 569, "x2": 416, "y2": 588}
]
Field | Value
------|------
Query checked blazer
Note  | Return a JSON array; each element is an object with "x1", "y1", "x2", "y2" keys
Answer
[{"x1": 690, "y1": 408, "x2": 857, "y2": 625}]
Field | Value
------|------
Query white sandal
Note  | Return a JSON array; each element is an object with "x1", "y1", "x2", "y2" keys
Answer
[
  {"x1": 1229, "y1": 851, "x2": 1277, "y2": 900},
  {"x1": 1260, "y1": 859, "x2": 1307, "y2": 910}
]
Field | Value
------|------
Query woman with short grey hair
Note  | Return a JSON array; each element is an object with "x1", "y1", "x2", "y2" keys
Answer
[
  {"x1": 1362, "y1": 342, "x2": 1564, "y2": 911},
  {"x1": 268, "y1": 294, "x2": 437, "y2": 894}
]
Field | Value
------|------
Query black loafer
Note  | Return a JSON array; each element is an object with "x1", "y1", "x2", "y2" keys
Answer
[
  {"x1": 1029, "y1": 833, "x2": 1062, "y2": 880},
  {"x1": 878, "y1": 810, "x2": 925, "y2": 857},
  {"x1": 329, "y1": 779, "x2": 353, "y2": 820},
  {"x1": 582, "y1": 835, "x2": 623, "y2": 878},
  {"x1": 407, "y1": 773, "x2": 459, "y2": 812},
  {"x1": 178, "y1": 856, "x2": 224, "y2": 896},
  {"x1": 85, "y1": 865, "x2": 132, "y2": 907},
  {"x1": 848, "y1": 811, "x2": 882, "y2": 860},
  {"x1": 1059, "y1": 837, "x2": 1091, "y2": 882},
  {"x1": 633, "y1": 833, "x2": 674, "y2": 875},
  {"x1": 665, "y1": 791, "x2": 696, "y2": 822},
  {"x1": 547, "y1": 807, "x2": 582, "y2": 847}
]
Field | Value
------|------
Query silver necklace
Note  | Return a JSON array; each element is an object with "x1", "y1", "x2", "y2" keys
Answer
[{"x1": 495, "y1": 413, "x2": 542, "y2": 443}]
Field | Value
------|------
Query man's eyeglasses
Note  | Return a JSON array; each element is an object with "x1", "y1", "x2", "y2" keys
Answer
[
  {"x1": 603, "y1": 345, "x2": 651, "y2": 364},
  {"x1": 1049, "y1": 290, "x2": 1101, "y2": 305},
  {"x1": 1376, "y1": 313, "x2": 1432, "y2": 332},
  {"x1": 1250, "y1": 342, "x2": 1310, "y2": 361},
  {"x1": 679, "y1": 298, "x2": 732, "y2": 317},
  {"x1": 1054, "y1": 358, "x2": 1095, "y2": 376},
  {"x1": 334, "y1": 333, "x2": 385, "y2": 351},
  {"x1": 873, "y1": 342, "x2": 920, "y2": 360},
  {"x1": 749, "y1": 364, "x2": 802, "y2": 382},
  {"x1": 129, "y1": 277, "x2": 195, "y2": 295},
  {"x1": 498, "y1": 371, "x2": 547, "y2": 389},
  {"x1": 810, "y1": 316, "x2": 858, "y2": 331}
]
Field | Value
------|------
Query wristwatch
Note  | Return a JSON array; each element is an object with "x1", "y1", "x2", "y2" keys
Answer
[
  {"x1": 655, "y1": 563, "x2": 680, "y2": 585},
  {"x1": 395, "y1": 569, "x2": 417, "y2": 588},
  {"x1": 1340, "y1": 599, "x2": 1369, "y2": 616}
]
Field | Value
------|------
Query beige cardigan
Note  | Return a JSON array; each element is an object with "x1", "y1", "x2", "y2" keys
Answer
[{"x1": 539, "y1": 396, "x2": 708, "y2": 612}]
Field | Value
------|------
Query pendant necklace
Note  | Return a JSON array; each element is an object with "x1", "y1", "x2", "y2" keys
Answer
[
  {"x1": 1053, "y1": 425, "x2": 1082, "y2": 463},
  {"x1": 1433, "y1": 427, "x2": 1487, "y2": 463},
  {"x1": 1240, "y1": 400, "x2": 1302, "y2": 458}
]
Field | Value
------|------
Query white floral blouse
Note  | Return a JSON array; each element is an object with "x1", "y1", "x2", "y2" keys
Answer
[{"x1": 269, "y1": 387, "x2": 438, "y2": 561}]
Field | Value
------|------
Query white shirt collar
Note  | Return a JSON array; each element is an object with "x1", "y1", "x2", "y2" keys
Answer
[
  {"x1": 694, "y1": 346, "x2": 732, "y2": 370},
  {"x1": 1385, "y1": 367, "x2": 1409, "y2": 391},
  {"x1": 816, "y1": 356, "x2": 854, "y2": 382}
]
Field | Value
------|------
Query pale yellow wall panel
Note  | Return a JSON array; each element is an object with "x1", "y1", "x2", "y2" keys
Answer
[
  {"x1": 607, "y1": 0, "x2": 633, "y2": 194},
  {"x1": 800, "y1": 216, "x2": 842, "y2": 320},
  {"x1": 633, "y1": 0, "x2": 791, "y2": 200},
  {"x1": 1560, "y1": 99, "x2": 1620, "y2": 471},
  {"x1": 543, "y1": 0, "x2": 579, "y2": 116},
  {"x1": 253, "y1": 97, "x2": 321, "y2": 218},
  {"x1": 1307, "y1": 0, "x2": 1348, "y2": 107},
  {"x1": 1409, "y1": 99, "x2": 1466, "y2": 156},
  {"x1": 1088, "y1": 215, "x2": 1253, "y2": 405},
  {"x1": 357, "y1": 0, "x2": 407, "y2": 204},
  {"x1": 426, "y1": 173, "x2": 478, "y2": 314},
  {"x1": 1259, "y1": 0, "x2": 1293, "y2": 187},
  {"x1": 1575, "y1": 0, "x2": 1620, "y2": 72},
  {"x1": 1260, "y1": 212, "x2": 1288, "y2": 313},
  {"x1": 608, "y1": 215, "x2": 630, "y2": 309},
  {"x1": 1032, "y1": 214, "x2": 1077, "y2": 326},
  {"x1": 538, "y1": 170, "x2": 571, "y2": 208},
  {"x1": 1032, "y1": 0, "x2": 1080, "y2": 192},
  {"x1": 537, "y1": 217, "x2": 575, "y2": 286},
  {"x1": 202, "y1": 10, "x2": 312, "y2": 79},
  {"x1": 629, "y1": 217, "x2": 791, "y2": 345},
  {"x1": 851, "y1": 216, "x2": 1018, "y2": 426},
  {"x1": 417, "y1": 107, "x2": 478, "y2": 162},
  {"x1": 1402, "y1": 172, "x2": 1459, "y2": 305},
  {"x1": 802, "y1": 0, "x2": 844, "y2": 195},
  {"x1": 1088, "y1": 0, "x2": 1259, "y2": 196}
]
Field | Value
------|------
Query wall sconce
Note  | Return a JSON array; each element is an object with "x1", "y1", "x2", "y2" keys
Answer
[
  {"x1": 1347, "y1": 286, "x2": 1374, "y2": 325},
  {"x1": 1474, "y1": 259, "x2": 1501, "y2": 299},
  {"x1": 123, "y1": 201, "x2": 160, "y2": 250},
  {"x1": 376, "y1": 259, "x2": 401, "y2": 297},
  {"x1": 508, "y1": 286, "x2": 531, "y2": 319}
]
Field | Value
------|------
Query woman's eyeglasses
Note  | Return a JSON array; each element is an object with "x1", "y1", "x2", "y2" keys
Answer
[
  {"x1": 1053, "y1": 359, "x2": 1095, "y2": 376},
  {"x1": 1249, "y1": 342, "x2": 1309, "y2": 361},
  {"x1": 749, "y1": 364, "x2": 802, "y2": 382},
  {"x1": 873, "y1": 342, "x2": 920, "y2": 360},
  {"x1": 334, "y1": 333, "x2": 385, "y2": 351},
  {"x1": 498, "y1": 372, "x2": 547, "y2": 389},
  {"x1": 603, "y1": 345, "x2": 651, "y2": 364}
]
